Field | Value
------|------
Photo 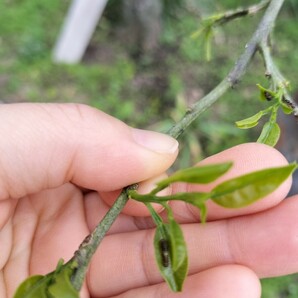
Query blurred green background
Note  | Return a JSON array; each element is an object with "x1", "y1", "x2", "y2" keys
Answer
[{"x1": 0, "y1": 0, "x2": 297, "y2": 296}]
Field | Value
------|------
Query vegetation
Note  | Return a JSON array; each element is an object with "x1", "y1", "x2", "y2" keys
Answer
[{"x1": 1, "y1": 0, "x2": 297, "y2": 297}]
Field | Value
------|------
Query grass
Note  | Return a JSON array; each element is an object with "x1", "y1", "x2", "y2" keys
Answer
[
  {"x1": 262, "y1": 274, "x2": 298, "y2": 298},
  {"x1": 0, "y1": 1, "x2": 297, "y2": 296}
]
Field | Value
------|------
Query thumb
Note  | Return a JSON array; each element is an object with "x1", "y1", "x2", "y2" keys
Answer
[{"x1": 0, "y1": 103, "x2": 178, "y2": 199}]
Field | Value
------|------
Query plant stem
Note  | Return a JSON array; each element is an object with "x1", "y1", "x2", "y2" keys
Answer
[
  {"x1": 70, "y1": 0, "x2": 286, "y2": 291},
  {"x1": 169, "y1": 0, "x2": 285, "y2": 139},
  {"x1": 228, "y1": 0, "x2": 284, "y2": 85},
  {"x1": 167, "y1": 79, "x2": 230, "y2": 139},
  {"x1": 215, "y1": 0, "x2": 270, "y2": 26},
  {"x1": 259, "y1": 41, "x2": 298, "y2": 116},
  {"x1": 71, "y1": 188, "x2": 130, "y2": 291}
]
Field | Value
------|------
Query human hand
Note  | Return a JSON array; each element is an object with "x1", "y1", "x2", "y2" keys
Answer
[
  {"x1": 0, "y1": 103, "x2": 178, "y2": 297},
  {"x1": 91, "y1": 143, "x2": 296, "y2": 298},
  {"x1": 0, "y1": 103, "x2": 296, "y2": 298}
]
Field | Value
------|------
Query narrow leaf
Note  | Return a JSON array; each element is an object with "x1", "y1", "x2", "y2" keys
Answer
[
  {"x1": 48, "y1": 260, "x2": 79, "y2": 298},
  {"x1": 190, "y1": 27, "x2": 205, "y2": 39},
  {"x1": 257, "y1": 122, "x2": 280, "y2": 147},
  {"x1": 235, "y1": 111, "x2": 264, "y2": 129},
  {"x1": 154, "y1": 226, "x2": 175, "y2": 290},
  {"x1": 205, "y1": 27, "x2": 213, "y2": 61},
  {"x1": 280, "y1": 101, "x2": 294, "y2": 114},
  {"x1": 167, "y1": 210, "x2": 187, "y2": 272},
  {"x1": 13, "y1": 275, "x2": 49, "y2": 298},
  {"x1": 257, "y1": 84, "x2": 276, "y2": 101},
  {"x1": 210, "y1": 163, "x2": 297, "y2": 208},
  {"x1": 153, "y1": 210, "x2": 188, "y2": 292},
  {"x1": 155, "y1": 162, "x2": 232, "y2": 192},
  {"x1": 13, "y1": 259, "x2": 79, "y2": 298}
]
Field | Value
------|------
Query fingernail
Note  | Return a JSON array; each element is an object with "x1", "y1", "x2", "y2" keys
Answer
[{"x1": 132, "y1": 128, "x2": 179, "y2": 154}]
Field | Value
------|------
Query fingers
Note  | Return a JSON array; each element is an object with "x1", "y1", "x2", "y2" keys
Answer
[
  {"x1": 114, "y1": 265, "x2": 260, "y2": 298},
  {"x1": 93, "y1": 143, "x2": 291, "y2": 219},
  {"x1": 0, "y1": 199, "x2": 15, "y2": 229},
  {"x1": 99, "y1": 143, "x2": 291, "y2": 220},
  {"x1": 87, "y1": 195, "x2": 298, "y2": 296},
  {"x1": 0, "y1": 103, "x2": 178, "y2": 200},
  {"x1": 84, "y1": 143, "x2": 292, "y2": 228},
  {"x1": 180, "y1": 196, "x2": 298, "y2": 279},
  {"x1": 226, "y1": 195, "x2": 298, "y2": 277},
  {"x1": 171, "y1": 143, "x2": 292, "y2": 221}
]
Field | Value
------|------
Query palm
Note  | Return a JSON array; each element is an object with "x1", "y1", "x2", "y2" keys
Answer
[{"x1": 2, "y1": 184, "x2": 88, "y2": 296}]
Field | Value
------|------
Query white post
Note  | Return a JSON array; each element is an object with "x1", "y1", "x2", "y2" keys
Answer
[{"x1": 53, "y1": 0, "x2": 108, "y2": 64}]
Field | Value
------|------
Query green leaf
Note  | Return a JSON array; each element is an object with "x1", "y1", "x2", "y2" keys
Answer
[
  {"x1": 130, "y1": 190, "x2": 208, "y2": 203},
  {"x1": 281, "y1": 104, "x2": 293, "y2": 114},
  {"x1": 154, "y1": 215, "x2": 188, "y2": 292},
  {"x1": 257, "y1": 84, "x2": 276, "y2": 101},
  {"x1": 190, "y1": 27, "x2": 205, "y2": 40},
  {"x1": 13, "y1": 259, "x2": 79, "y2": 298},
  {"x1": 13, "y1": 275, "x2": 49, "y2": 298},
  {"x1": 210, "y1": 163, "x2": 297, "y2": 208},
  {"x1": 205, "y1": 27, "x2": 213, "y2": 61},
  {"x1": 280, "y1": 100, "x2": 294, "y2": 114},
  {"x1": 235, "y1": 111, "x2": 265, "y2": 129},
  {"x1": 154, "y1": 162, "x2": 232, "y2": 193},
  {"x1": 257, "y1": 122, "x2": 280, "y2": 147},
  {"x1": 166, "y1": 209, "x2": 188, "y2": 272},
  {"x1": 48, "y1": 260, "x2": 79, "y2": 298}
]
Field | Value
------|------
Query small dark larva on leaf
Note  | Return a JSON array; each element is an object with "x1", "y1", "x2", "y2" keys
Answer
[
  {"x1": 159, "y1": 239, "x2": 170, "y2": 267},
  {"x1": 282, "y1": 95, "x2": 296, "y2": 109},
  {"x1": 264, "y1": 91, "x2": 274, "y2": 101}
]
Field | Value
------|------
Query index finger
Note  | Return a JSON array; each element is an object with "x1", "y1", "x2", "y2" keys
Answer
[{"x1": 0, "y1": 103, "x2": 178, "y2": 200}]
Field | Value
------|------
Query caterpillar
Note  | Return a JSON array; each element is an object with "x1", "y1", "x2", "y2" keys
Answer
[
  {"x1": 159, "y1": 239, "x2": 170, "y2": 267},
  {"x1": 282, "y1": 95, "x2": 296, "y2": 109},
  {"x1": 264, "y1": 91, "x2": 274, "y2": 101}
]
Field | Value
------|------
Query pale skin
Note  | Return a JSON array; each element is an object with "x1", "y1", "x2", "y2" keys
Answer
[{"x1": 0, "y1": 103, "x2": 297, "y2": 298}]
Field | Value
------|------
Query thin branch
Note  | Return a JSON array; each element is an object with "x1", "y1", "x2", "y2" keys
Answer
[
  {"x1": 228, "y1": 0, "x2": 284, "y2": 85},
  {"x1": 191, "y1": 0, "x2": 269, "y2": 40},
  {"x1": 70, "y1": 0, "x2": 286, "y2": 290},
  {"x1": 169, "y1": 0, "x2": 285, "y2": 138},
  {"x1": 259, "y1": 41, "x2": 298, "y2": 116},
  {"x1": 215, "y1": 0, "x2": 270, "y2": 26},
  {"x1": 71, "y1": 188, "x2": 131, "y2": 290},
  {"x1": 167, "y1": 80, "x2": 230, "y2": 138},
  {"x1": 184, "y1": 0, "x2": 268, "y2": 21}
]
